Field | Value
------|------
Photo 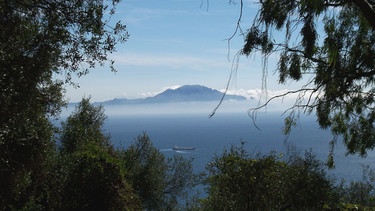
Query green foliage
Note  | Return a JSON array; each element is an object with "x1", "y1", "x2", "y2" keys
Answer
[
  {"x1": 121, "y1": 133, "x2": 167, "y2": 210},
  {"x1": 336, "y1": 165, "x2": 375, "y2": 208},
  {"x1": 0, "y1": 101, "x2": 59, "y2": 210},
  {"x1": 60, "y1": 98, "x2": 111, "y2": 154},
  {"x1": 58, "y1": 99, "x2": 141, "y2": 210},
  {"x1": 202, "y1": 142, "x2": 337, "y2": 210},
  {"x1": 240, "y1": 0, "x2": 375, "y2": 157},
  {"x1": 121, "y1": 132, "x2": 196, "y2": 210},
  {"x1": 61, "y1": 143, "x2": 140, "y2": 211},
  {"x1": 0, "y1": 0, "x2": 127, "y2": 209}
]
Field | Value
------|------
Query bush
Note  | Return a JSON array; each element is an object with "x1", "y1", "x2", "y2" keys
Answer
[{"x1": 202, "y1": 142, "x2": 338, "y2": 210}]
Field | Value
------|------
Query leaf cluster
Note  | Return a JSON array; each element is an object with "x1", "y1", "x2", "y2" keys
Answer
[
  {"x1": 121, "y1": 132, "x2": 196, "y2": 210},
  {"x1": 238, "y1": 0, "x2": 375, "y2": 157},
  {"x1": 55, "y1": 100, "x2": 197, "y2": 210},
  {"x1": 55, "y1": 99, "x2": 141, "y2": 210},
  {"x1": 201, "y1": 142, "x2": 337, "y2": 210},
  {"x1": 1, "y1": 1, "x2": 127, "y2": 208}
]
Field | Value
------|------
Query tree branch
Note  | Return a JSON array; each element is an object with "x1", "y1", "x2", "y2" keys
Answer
[
  {"x1": 350, "y1": 0, "x2": 375, "y2": 30},
  {"x1": 226, "y1": 0, "x2": 244, "y2": 61}
]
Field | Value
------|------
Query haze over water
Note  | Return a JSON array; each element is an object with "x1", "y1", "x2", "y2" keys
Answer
[{"x1": 81, "y1": 101, "x2": 375, "y2": 184}]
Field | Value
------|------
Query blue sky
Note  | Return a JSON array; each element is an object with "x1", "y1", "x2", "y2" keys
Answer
[{"x1": 64, "y1": 0, "x2": 302, "y2": 102}]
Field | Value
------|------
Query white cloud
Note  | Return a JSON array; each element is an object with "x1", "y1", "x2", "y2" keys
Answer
[
  {"x1": 140, "y1": 91, "x2": 157, "y2": 98},
  {"x1": 139, "y1": 85, "x2": 182, "y2": 98},
  {"x1": 216, "y1": 87, "x2": 319, "y2": 113},
  {"x1": 223, "y1": 88, "x2": 288, "y2": 99},
  {"x1": 223, "y1": 88, "x2": 318, "y2": 105},
  {"x1": 162, "y1": 85, "x2": 181, "y2": 91}
]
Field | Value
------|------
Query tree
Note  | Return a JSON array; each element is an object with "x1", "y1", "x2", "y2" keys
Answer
[
  {"x1": 336, "y1": 164, "x2": 375, "y2": 208},
  {"x1": 60, "y1": 97, "x2": 111, "y2": 154},
  {"x1": 202, "y1": 142, "x2": 338, "y2": 210},
  {"x1": 121, "y1": 133, "x2": 167, "y2": 210},
  {"x1": 121, "y1": 132, "x2": 196, "y2": 210},
  {"x1": 61, "y1": 143, "x2": 141, "y2": 211},
  {"x1": 223, "y1": 0, "x2": 375, "y2": 160},
  {"x1": 0, "y1": 0, "x2": 127, "y2": 208},
  {"x1": 58, "y1": 98, "x2": 141, "y2": 210}
]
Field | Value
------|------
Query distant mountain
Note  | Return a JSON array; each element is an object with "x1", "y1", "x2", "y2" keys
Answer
[{"x1": 98, "y1": 85, "x2": 246, "y2": 105}]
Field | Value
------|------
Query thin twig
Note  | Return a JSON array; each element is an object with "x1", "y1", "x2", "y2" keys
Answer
[
  {"x1": 226, "y1": 0, "x2": 244, "y2": 61},
  {"x1": 209, "y1": 51, "x2": 241, "y2": 118}
]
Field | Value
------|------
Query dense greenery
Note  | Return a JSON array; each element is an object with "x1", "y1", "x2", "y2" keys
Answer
[
  {"x1": 201, "y1": 143, "x2": 338, "y2": 210},
  {"x1": 11, "y1": 94, "x2": 375, "y2": 210},
  {"x1": 198, "y1": 142, "x2": 375, "y2": 210},
  {"x1": 60, "y1": 98, "x2": 112, "y2": 154},
  {"x1": 59, "y1": 143, "x2": 140, "y2": 210},
  {"x1": 0, "y1": 0, "x2": 127, "y2": 209},
  {"x1": 58, "y1": 98, "x2": 141, "y2": 210},
  {"x1": 2, "y1": 0, "x2": 375, "y2": 210},
  {"x1": 230, "y1": 0, "x2": 375, "y2": 159},
  {"x1": 121, "y1": 133, "x2": 195, "y2": 210},
  {"x1": 38, "y1": 98, "x2": 196, "y2": 210}
]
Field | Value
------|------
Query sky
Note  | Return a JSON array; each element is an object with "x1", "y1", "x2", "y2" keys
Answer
[{"x1": 63, "y1": 0, "x2": 307, "y2": 103}]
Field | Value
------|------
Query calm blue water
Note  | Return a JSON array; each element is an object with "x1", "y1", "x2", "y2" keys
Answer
[{"x1": 102, "y1": 107, "x2": 375, "y2": 183}]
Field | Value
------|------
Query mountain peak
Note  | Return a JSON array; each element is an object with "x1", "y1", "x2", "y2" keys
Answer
[
  {"x1": 99, "y1": 85, "x2": 247, "y2": 105},
  {"x1": 157, "y1": 85, "x2": 214, "y2": 96},
  {"x1": 149, "y1": 85, "x2": 244, "y2": 102}
]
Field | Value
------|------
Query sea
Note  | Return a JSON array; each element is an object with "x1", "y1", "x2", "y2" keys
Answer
[{"x1": 62, "y1": 101, "x2": 375, "y2": 184}]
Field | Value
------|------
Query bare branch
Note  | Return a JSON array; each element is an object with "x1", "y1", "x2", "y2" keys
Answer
[
  {"x1": 247, "y1": 86, "x2": 321, "y2": 130},
  {"x1": 226, "y1": 0, "x2": 244, "y2": 61},
  {"x1": 209, "y1": 51, "x2": 242, "y2": 118}
]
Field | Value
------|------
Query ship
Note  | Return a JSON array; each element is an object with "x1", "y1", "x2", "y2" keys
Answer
[{"x1": 172, "y1": 146, "x2": 196, "y2": 151}]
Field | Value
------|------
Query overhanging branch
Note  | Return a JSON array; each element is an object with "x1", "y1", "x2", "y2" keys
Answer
[{"x1": 350, "y1": 0, "x2": 375, "y2": 30}]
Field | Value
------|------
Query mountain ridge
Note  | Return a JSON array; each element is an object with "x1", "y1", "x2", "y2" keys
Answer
[{"x1": 96, "y1": 85, "x2": 247, "y2": 105}]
